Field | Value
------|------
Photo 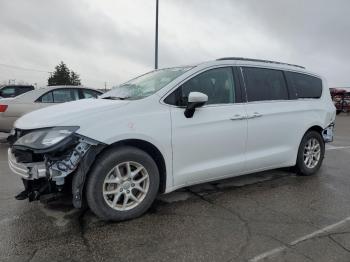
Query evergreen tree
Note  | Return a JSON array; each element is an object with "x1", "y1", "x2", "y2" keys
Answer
[
  {"x1": 70, "y1": 71, "x2": 81, "y2": 86},
  {"x1": 48, "y1": 61, "x2": 81, "y2": 86}
]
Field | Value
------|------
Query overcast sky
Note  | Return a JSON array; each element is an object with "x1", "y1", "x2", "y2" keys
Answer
[{"x1": 0, "y1": 0, "x2": 349, "y2": 89}]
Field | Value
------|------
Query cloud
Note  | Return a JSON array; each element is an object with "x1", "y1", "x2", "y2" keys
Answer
[{"x1": 0, "y1": 0, "x2": 349, "y2": 88}]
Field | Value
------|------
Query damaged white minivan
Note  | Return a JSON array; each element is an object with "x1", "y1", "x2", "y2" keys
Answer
[{"x1": 8, "y1": 58, "x2": 335, "y2": 221}]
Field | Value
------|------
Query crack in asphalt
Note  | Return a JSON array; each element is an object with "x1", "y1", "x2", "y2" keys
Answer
[
  {"x1": 153, "y1": 210, "x2": 250, "y2": 223},
  {"x1": 250, "y1": 229, "x2": 350, "y2": 261},
  {"x1": 78, "y1": 208, "x2": 99, "y2": 262},
  {"x1": 188, "y1": 188, "x2": 252, "y2": 262},
  {"x1": 186, "y1": 173, "x2": 323, "y2": 233},
  {"x1": 184, "y1": 178, "x2": 325, "y2": 262},
  {"x1": 27, "y1": 249, "x2": 38, "y2": 262},
  {"x1": 328, "y1": 235, "x2": 350, "y2": 253},
  {"x1": 184, "y1": 183, "x2": 350, "y2": 262},
  {"x1": 290, "y1": 250, "x2": 315, "y2": 262},
  {"x1": 281, "y1": 232, "x2": 350, "y2": 261}
]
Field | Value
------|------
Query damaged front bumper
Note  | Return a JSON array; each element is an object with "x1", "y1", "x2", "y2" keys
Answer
[
  {"x1": 8, "y1": 132, "x2": 105, "y2": 207},
  {"x1": 8, "y1": 148, "x2": 46, "y2": 179}
]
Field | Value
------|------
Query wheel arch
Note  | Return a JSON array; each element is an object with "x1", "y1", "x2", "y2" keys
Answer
[
  {"x1": 105, "y1": 139, "x2": 167, "y2": 194},
  {"x1": 293, "y1": 124, "x2": 324, "y2": 164},
  {"x1": 298, "y1": 125, "x2": 324, "y2": 147},
  {"x1": 294, "y1": 124, "x2": 325, "y2": 176},
  {"x1": 305, "y1": 125, "x2": 323, "y2": 135}
]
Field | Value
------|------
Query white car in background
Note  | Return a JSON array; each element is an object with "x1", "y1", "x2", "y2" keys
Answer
[
  {"x1": 8, "y1": 58, "x2": 335, "y2": 221},
  {"x1": 0, "y1": 86, "x2": 102, "y2": 132}
]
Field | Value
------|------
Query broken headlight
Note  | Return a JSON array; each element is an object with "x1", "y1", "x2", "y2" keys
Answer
[{"x1": 14, "y1": 126, "x2": 79, "y2": 150}]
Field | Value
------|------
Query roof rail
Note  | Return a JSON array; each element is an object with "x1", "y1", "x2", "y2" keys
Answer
[{"x1": 216, "y1": 57, "x2": 305, "y2": 69}]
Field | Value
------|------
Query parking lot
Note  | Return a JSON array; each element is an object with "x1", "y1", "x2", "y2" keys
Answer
[{"x1": 0, "y1": 115, "x2": 349, "y2": 262}]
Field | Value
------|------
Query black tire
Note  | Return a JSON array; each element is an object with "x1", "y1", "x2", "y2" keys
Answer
[
  {"x1": 336, "y1": 110, "x2": 341, "y2": 115},
  {"x1": 86, "y1": 146, "x2": 159, "y2": 221},
  {"x1": 295, "y1": 131, "x2": 325, "y2": 176}
]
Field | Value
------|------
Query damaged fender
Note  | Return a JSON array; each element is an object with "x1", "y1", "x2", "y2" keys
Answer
[{"x1": 71, "y1": 144, "x2": 105, "y2": 208}]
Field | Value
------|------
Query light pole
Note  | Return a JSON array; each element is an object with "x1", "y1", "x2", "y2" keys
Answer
[{"x1": 155, "y1": 0, "x2": 159, "y2": 69}]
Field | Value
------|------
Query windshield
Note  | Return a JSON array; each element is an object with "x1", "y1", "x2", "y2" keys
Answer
[{"x1": 101, "y1": 67, "x2": 192, "y2": 100}]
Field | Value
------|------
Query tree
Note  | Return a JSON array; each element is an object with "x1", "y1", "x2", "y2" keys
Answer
[
  {"x1": 48, "y1": 61, "x2": 81, "y2": 86},
  {"x1": 70, "y1": 71, "x2": 81, "y2": 86}
]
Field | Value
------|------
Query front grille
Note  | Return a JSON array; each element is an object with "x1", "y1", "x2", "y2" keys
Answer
[{"x1": 13, "y1": 150, "x2": 33, "y2": 163}]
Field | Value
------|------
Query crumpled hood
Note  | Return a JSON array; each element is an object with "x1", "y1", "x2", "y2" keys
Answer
[{"x1": 15, "y1": 98, "x2": 129, "y2": 130}]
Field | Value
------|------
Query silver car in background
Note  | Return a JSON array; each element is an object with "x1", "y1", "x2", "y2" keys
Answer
[{"x1": 0, "y1": 85, "x2": 102, "y2": 132}]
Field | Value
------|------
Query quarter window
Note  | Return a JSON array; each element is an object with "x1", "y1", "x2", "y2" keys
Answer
[
  {"x1": 243, "y1": 67, "x2": 289, "y2": 102},
  {"x1": 165, "y1": 67, "x2": 235, "y2": 106},
  {"x1": 285, "y1": 72, "x2": 322, "y2": 99},
  {"x1": 82, "y1": 89, "x2": 100, "y2": 98},
  {"x1": 16, "y1": 86, "x2": 34, "y2": 95},
  {"x1": 40, "y1": 92, "x2": 54, "y2": 103}
]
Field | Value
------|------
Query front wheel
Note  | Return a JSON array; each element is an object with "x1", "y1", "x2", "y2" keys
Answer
[
  {"x1": 295, "y1": 131, "x2": 325, "y2": 176},
  {"x1": 86, "y1": 146, "x2": 159, "y2": 221}
]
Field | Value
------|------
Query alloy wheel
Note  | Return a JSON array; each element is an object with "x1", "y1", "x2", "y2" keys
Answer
[
  {"x1": 303, "y1": 138, "x2": 321, "y2": 169},
  {"x1": 102, "y1": 161, "x2": 150, "y2": 211}
]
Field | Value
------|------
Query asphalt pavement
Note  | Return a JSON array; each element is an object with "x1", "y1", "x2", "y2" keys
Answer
[{"x1": 1, "y1": 115, "x2": 350, "y2": 262}]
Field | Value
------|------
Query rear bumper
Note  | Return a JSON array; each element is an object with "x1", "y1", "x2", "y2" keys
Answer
[
  {"x1": 8, "y1": 148, "x2": 46, "y2": 180},
  {"x1": 323, "y1": 123, "x2": 335, "y2": 143}
]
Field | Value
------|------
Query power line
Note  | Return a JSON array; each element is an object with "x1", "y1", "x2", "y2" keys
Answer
[{"x1": 0, "y1": 63, "x2": 51, "y2": 74}]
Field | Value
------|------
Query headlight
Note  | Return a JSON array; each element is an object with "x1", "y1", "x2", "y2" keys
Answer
[{"x1": 14, "y1": 126, "x2": 79, "y2": 150}]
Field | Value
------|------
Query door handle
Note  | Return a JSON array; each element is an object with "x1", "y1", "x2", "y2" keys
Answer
[
  {"x1": 230, "y1": 114, "x2": 246, "y2": 121},
  {"x1": 248, "y1": 112, "x2": 263, "y2": 119}
]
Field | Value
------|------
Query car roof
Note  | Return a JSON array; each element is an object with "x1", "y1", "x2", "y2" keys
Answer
[
  {"x1": 0, "y1": 84, "x2": 34, "y2": 89},
  {"x1": 190, "y1": 57, "x2": 319, "y2": 78},
  {"x1": 12, "y1": 85, "x2": 101, "y2": 102}
]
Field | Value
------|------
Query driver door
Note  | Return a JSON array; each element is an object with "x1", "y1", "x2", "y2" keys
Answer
[{"x1": 164, "y1": 67, "x2": 248, "y2": 187}]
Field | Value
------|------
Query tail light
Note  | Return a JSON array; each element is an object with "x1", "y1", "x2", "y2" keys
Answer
[{"x1": 0, "y1": 104, "x2": 8, "y2": 112}]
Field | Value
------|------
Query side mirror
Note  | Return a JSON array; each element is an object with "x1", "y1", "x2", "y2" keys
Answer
[{"x1": 184, "y1": 92, "x2": 208, "y2": 118}]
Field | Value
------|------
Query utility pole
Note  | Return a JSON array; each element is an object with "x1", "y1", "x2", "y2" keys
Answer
[
  {"x1": 155, "y1": 0, "x2": 159, "y2": 69},
  {"x1": 104, "y1": 82, "x2": 107, "y2": 91}
]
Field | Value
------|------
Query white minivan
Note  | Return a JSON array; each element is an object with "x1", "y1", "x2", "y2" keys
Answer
[{"x1": 8, "y1": 58, "x2": 335, "y2": 221}]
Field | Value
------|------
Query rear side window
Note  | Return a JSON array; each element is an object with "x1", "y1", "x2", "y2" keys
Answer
[
  {"x1": 285, "y1": 72, "x2": 322, "y2": 99},
  {"x1": 52, "y1": 89, "x2": 79, "y2": 103},
  {"x1": 243, "y1": 67, "x2": 289, "y2": 102},
  {"x1": 38, "y1": 89, "x2": 80, "y2": 103}
]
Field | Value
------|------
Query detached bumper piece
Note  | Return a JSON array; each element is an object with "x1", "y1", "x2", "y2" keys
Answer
[
  {"x1": 15, "y1": 178, "x2": 61, "y2": 202},
  {"x1": 8, "y1": 135, "x2": 103, "y2": 204}
]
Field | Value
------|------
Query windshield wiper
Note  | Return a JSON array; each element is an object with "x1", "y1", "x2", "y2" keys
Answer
[{"x1": 101, "y1": 96, "x2": 130, "y2": 100}]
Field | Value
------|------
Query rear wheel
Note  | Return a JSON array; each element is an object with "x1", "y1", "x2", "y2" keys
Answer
[
  {"x1": 295, "y1": 131, "x2": 325, "y2": 176},
  {"x1": 86, "y1": 146, "x2": 159, "y2": 221}
]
